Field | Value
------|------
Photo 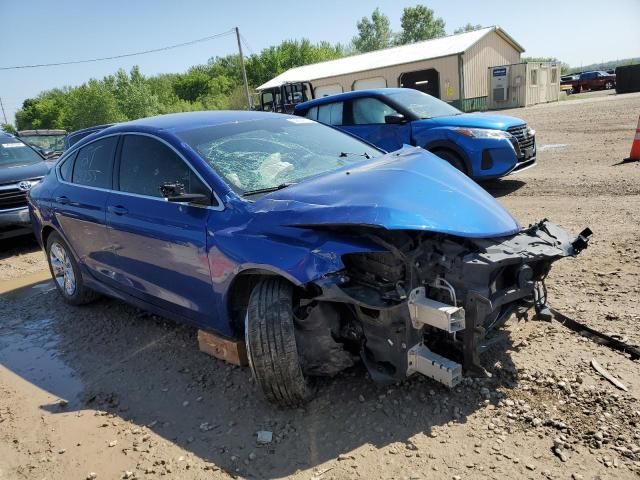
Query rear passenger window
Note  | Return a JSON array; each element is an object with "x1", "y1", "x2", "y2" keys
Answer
[
  {"x1": 58, "y1": 152, "x2": 77, "y2": 181},
  {"x1": 72, "y1": 137, "x2": 117, "y2": 189},
  {"x1": 118, "y1": 135, "x2": 210, "y2": 199},
  {"x1": 305, "y1": 106, "x2": 318, "y2": 121},
  {"x1": 317, "y1": 102, "x2": 343, "y2": 126}
]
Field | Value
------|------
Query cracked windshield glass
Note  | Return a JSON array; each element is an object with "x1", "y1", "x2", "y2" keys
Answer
[{"x1": 178, "y1": 117, "x2": 382, "y2": 194}]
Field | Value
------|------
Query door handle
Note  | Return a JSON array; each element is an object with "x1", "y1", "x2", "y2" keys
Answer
[
  {"x1": 55, "y1": 196, "x2": 70, "y2": 205},
  {"x1": 108, "y1": 205, "x2": 128, "y2": 216}
]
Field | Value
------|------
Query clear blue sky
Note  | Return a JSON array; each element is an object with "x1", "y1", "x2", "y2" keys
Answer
[{"x1": 1, "y1": 0, "x2": 638, "y2": 124}]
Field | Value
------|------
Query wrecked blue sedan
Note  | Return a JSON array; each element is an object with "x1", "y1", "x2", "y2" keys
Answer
[{"x1": 29, "y1": 111, "x2": 590, "y2": 407}]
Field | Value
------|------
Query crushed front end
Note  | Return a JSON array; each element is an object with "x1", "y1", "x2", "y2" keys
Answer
[{"x1": 303, "y1": 221, "x2": 591, "y2": 387}]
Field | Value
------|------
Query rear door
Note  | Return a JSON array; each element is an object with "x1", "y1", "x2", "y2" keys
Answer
[
  {"x1": 341, "y1": 97, "x2": 411, "y2": 152},
  {"x1": 105, "y1": 133, "x2": 216, "y2": 325},
  {"x1": 52, "y1": 136, "x2": 118, "y2": 277}
]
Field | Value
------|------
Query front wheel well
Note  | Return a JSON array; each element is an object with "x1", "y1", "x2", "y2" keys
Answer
[
  {"x1": 429, "y1": 146, "x2": 468, "y2": 174},
  {"x1": 227, "y1": 270, "x2": 291, "y2": 336},
  {"x1": 41, "y1": 226, "x2": 56, "y2": 247}
]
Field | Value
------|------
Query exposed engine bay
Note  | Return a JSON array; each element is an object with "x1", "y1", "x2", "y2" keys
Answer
[{"x1": 293, "y1": 220, "x2": 592, "y2": 387}]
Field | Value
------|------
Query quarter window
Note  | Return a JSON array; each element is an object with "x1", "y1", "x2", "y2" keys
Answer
[
  {"x1": 350, "y1": 97, "x2": 398, "y2": 125},
  {"x1": 58, "y1": 151, "x2": 77, "y2": 181},
  {"x1": 118, "y1": 135, "x2": 209, "y2": 199},
  {"x1": 72, "y1": 137, "x2": 117, "y2": 189}
]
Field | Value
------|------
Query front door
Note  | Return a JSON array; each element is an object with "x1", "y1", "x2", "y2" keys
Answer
[
  {"x1": 105, "y1": 134, "x2": 216, "y2": 325},
  {"x1": 52, "y1": 136, "x2": 118, "y2": 277},
  {"x1": 340, "y1": 97, "x2": 412, "y2": 152}
]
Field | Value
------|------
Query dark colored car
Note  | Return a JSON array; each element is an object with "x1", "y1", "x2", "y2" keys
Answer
[
  {"x1": 29, "y1": 111, "x2": 589, "y2": 406},
  {"x1": 63, "y1": 124, "x2": 114, "y2": 150},
  {"x1": 17, "y1": 129, "x2": 67, "y2": 160},
  {"x1": 0, "y1": 132, "x2": 50, "y2": 240},
  {"x1": 560, "y1": 71, "x2": 616, "y2": 94},
  {"x1": 294, "y1": 89, "x2": 536, "y2": 180}
]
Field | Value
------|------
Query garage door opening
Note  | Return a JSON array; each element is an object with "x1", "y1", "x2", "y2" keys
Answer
[{"x1": 400, "y1": 69, "x2": 441, "y2": 98}]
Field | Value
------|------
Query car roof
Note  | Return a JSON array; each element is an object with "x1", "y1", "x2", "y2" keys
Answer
[
  {"x1": 101, "y1": 110, "x2": 286, "y2": 135},
  {"x1": 68, "y1": 124, "x2": 114, "y2": 137},
  {"x1": 0, "y1": 131, "x2": 18, "y2": 140},
  {"x1": 295, "y1": 88, "x2": 406, "y2": 111},
  {"x1": 18, "y1": 129, "x2": 67, "y2": 135}
]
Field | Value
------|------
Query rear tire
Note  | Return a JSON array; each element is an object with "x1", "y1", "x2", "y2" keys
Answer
[
  {"x1": 245, "y1": 278, "x2": 312, "y2": 407},
  {"x1": 46, "y1": 232, "x2": 99, "y2": 305},
  {"x1": 433, "y1": 149, "x2": 467, "y2": 174}
]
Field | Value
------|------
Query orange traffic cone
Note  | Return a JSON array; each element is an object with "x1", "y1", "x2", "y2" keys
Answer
[{"x1": 625, "y1": 115, "x2": 640, "y2": 162}]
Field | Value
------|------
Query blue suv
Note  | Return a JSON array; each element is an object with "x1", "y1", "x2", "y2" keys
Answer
[{"x1": 294, "y1": 88, "x2": 536, "y2": 180}]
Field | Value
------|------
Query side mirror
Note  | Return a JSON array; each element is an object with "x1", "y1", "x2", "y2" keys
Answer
[
  {"x1": 160, "y1": 182, "x2": 209, "y2": 205},
  {"x1": 385, "y1": 113, "x2": 406, "y2": 125}
]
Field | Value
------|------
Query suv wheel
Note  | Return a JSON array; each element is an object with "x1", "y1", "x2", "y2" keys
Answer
[
  {"x1": 245, "y1": 278, "x2": 312, "y2": 407},
  {"x1": 433, "y1": 149, "x2": 467, "y2": 175},
  {"x1": 46, "y1": 232, "x2": 99, "y2": 305}
]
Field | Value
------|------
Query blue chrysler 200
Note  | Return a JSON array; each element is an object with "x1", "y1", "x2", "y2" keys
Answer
[
  {"x1": 29, "y1": 111, "x2": 589, "y2": 407},
  {"x1": 294, "y1": 88, "x2": 536, "y2": 180}
]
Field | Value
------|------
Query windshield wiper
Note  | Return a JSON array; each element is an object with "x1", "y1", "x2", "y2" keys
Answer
[
  {"x1": 339, "y1": 151, "x2": 371, "y2": 159},
  {"x1": 242, "y1": 183, "x2": 296, "y2": 197}
]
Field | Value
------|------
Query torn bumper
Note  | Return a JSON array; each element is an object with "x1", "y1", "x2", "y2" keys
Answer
[{"x1": 312, "y1": 221, "x2": 591, "y2": 386}]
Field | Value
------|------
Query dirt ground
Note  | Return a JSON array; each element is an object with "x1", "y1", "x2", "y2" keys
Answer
[{"x1": 1, "y1": 91, "x2": 639, "y2": 480}]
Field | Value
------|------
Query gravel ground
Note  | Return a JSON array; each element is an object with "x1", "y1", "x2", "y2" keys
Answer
[{"x1": 0, "y1": 91, "x2": 639, "y2": 480}]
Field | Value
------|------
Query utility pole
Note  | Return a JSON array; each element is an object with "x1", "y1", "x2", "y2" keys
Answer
[
  {"x1": 235, "y1": 27, "x2": 252, "y2": 110},
  {"x1": 0, "y1": 97, "x2": 7, "y2": 124}
]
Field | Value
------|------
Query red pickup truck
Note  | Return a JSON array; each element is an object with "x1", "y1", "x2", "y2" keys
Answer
[{"x1": 561, "y1": 71, "x2": 616, "y2": 94}]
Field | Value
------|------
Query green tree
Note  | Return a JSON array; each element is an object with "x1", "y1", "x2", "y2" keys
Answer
[
  {"x1": 245, "y1": 39, "x2": 344, "y2": 87},
  {"x1": 1, "y1": 123, "x2": 17, "y2": 134},
  {"x1": 173, "y1": 67, "x2": 212, "y2": 102},
  {"x1": 397, "y1": 4, "x2": 446, "y2": 45},
  {"x1": 15, "y1": 89, "x2": 67, "y2": 130},
  {"x1": 63, "y1": 80, "x2": 126, "y2": 131},
  {"x1": 352, "y1": 8, "x2": 394, "y2": 53},
  {"x1": 112, "y1": 67, "x2": 161, "y2": 120},
  {"x1": 453, "y1": 23, "x2": 483, "y2": 34}
]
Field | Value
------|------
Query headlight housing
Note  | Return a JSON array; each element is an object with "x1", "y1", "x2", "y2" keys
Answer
[{"x1": 452, "y1": 127, "x2": 513, "y2": 139}]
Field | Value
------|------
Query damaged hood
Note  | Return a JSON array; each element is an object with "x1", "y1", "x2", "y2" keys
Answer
[{"x1": 250, "y1": 147, "x2": 520, "y2": 238}]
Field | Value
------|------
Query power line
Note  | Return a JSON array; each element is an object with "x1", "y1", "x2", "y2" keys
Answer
[
  {"x1": 239, "y1": 33, "x2": 256, "y2": 56},
  {"x1": 0, "y1": 29, "x2": 236, "y2": 71}
]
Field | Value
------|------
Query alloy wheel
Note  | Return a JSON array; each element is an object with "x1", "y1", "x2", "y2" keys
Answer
[{"x1": 49, "y1": 242, "x2": 76, "y2": 296}]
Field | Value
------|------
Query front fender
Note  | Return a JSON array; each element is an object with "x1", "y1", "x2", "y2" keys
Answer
[
  {"x1": 210, "y1": 225, "x2": 382, "y2": 288},
  {"x1": 412, "y1": 126, "x2": 472, "y2": 171},
  {"x1": 413, "y1": 125, "x2": 518, "y2": 178}
]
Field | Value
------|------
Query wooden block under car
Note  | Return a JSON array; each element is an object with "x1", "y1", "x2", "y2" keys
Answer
[{"x1": 197, "y1": 330, "x2": 248, "y2": 366}]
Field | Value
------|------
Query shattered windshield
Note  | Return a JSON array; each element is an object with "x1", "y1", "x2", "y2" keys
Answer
[
  {"x1": 387, "y1": 89, "x2": 462, "y2": 119},
  {"x1": 177, "y1": 117, "x2": 382, "y2": 193}
]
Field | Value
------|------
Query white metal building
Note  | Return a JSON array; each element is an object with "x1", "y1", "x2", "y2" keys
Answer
[
  {"x1": 487, "y1": 62, "x2": 561, "y2": 109},
  {"x1": 258, "y1": 26, "x2": 526, "y2": 112}
]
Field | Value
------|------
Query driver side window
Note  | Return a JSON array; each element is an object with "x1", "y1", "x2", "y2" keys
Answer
[
  {"x1": 118, "y1": 135, "x2": 210, "y2": 199},
  {"x1": 349, "y1": 97, "x2": 398, "y2": 125}
]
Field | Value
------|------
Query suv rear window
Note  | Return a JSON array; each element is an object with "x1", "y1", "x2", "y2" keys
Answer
[{"x1": 72, "y1": 137, "x2": 117, "y2": 189}]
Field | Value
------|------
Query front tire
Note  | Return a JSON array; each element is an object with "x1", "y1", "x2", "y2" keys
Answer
[
  {"x1": 433, "y1": 149, "x2": 467, "y2": 174},
  {"x1": 245, "y1": 278, "x2": 312, "y2": 407},
  {"x1": 46, "y1": 232, "x2": 99, "y2": 305}
]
